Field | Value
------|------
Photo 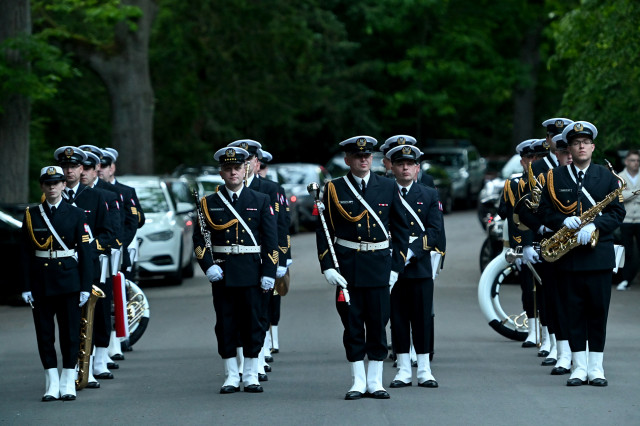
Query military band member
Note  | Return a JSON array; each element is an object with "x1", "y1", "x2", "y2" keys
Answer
[
  {"x1": 538, "y1": 121, "x2": 625, "y2": 387},
  {"x1": 20, "y1": 166, "x2": 93, "y2": 401},
  {"x1": 315, "y1": 136, "x2": 409, "y2": 400},
  {"x1": 386, "y1": 145, "x2": 443, "y2": 389},
  {"x1": 55, "y1": 146, "x2": 116, "y2": 387},
  {"x1": 532, "y1": 118, "x2": 574, "y2": 180},
  {"x1": 103, "y1": 147, "x2": 146, "y2": 230},
  {"x1": 380, "y1": 135, "x2": 435, "y2": 188},
  {"x1": 498, "y1": 140, "x2": 536, "y2": 346},
  {"x1": 193, "y1": 146, "x2": 278, "y2": 394},
  {"x1": 616, "y1": 149, "x2": 640, "y2": 291}
]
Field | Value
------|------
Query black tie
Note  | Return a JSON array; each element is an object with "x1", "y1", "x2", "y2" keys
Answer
[
  {"x1": 50, "y1": 206, "x2": 56, "y2": 216},
  {"x1": 232, "y1": 193, "x2": 238, "y2": 205},
  {"x1": 577, "y1": 171, "x2": 584, "y2": 213},
  {"x1": 67, "y1": 189, "x2": 74, "y2": 202},
  {"x1": 361, "y1": 180, "x2": 366, "y2": 195},
  {"x1": 401, "y1": 187, "x2": 408, "y2": 198}
]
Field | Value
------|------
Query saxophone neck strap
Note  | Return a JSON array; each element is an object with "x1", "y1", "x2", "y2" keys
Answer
[
  {"x1": 216, "y1": 191, "x2": 258, "y2": 246},
  {"x1": 567, "y1": 166, "x2": 601, "y2": 215},
  {"x1": 342, "y1": 176, "x2": 389, "y2": 240}
]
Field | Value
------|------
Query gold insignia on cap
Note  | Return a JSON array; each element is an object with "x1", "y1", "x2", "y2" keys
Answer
[
  {"x1": 543, "y1": 141, "x2": 550, "y2": 149},
  {"x1": 356, "y1": 138, "x2": 366, "y2": 147},
  {"x1": 225, "y1": 148, "x2": 236, "y2": 157},
  {"x1": 64, "y1": 148, "x2": 73, "y2": 158},
  {"x1": 398, "y1": 137, "x2": 406, "y2": 144},
  {"x1": 402, "y1": 146, "x2": 412, "y2": 155},
  {"x1": 240, "y1": 142, "x2": 248, "y2": 150},
  {"x1": 555, "y1": 120, "x2": 564, "y2": 128},
  {"x1": 574, "y1": 123, "x2": 584, "y2": 132},
  {"x1": 47, "y1": 167, "x2": 56, "y2": 175}
]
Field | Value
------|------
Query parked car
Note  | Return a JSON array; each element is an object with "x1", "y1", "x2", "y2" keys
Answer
[
  {"x1": 119, "y1": 176, "x2": 195, "y2": 285},
  {"x1": 477, "y1": 154, "x2": 523, "y2": 229},
  {"x1": 422, "y1": 142, "x2": 487, "y2": 207},
  {"x1": 195, "y1": 175, "x2": 225, "y2": 196},
  {"x1": 0, "y1": 207, "x2": 23, "y2": 305},
  {"x1": 269, "y1": 163, "x2": 331, "y2": 230}
]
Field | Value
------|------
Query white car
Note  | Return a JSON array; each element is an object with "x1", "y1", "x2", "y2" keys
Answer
[
  {"x1": 119, "y1": 176, "x2": 195, "y2": 285},
  {"x1": 195, "y1": 175, "x2": 225, "y2": 196}
]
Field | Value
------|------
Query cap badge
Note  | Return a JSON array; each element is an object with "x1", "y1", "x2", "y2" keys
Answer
[
  {"x1": 64, "y1": 148, "x2": 73, "y2": 158},
  {"x1": 543, "y1": 141, "x2": 550, "y2": 149},
  {"x1": 398, "y1": 137, "x2": 406, "y2": 144},
  {"x1": 356, "y1": 138, "x2": 366, "y2": 147},
  {"x1": 225, "y1": 148, "x2": 236, "y2": 158},
  {"x1": 47, "y1": 167, "x2": 56, "y2": 175},
  {"x1": 239, "y1": 142, "x2": 248, "y2": 150},
  {"x1": 574, "y1": 123, "x2": 584, "y2": 132},
  {"x1": 555, "y1": 120, "x2": 564, "y2": 128},
  {"x1": 402, "y1": 146, "x2": 412, "y2": 155}
]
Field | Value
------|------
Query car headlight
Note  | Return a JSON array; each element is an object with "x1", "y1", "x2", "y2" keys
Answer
[{"x1": 146, "y1": 230, "x2": 174, "y2": 241}]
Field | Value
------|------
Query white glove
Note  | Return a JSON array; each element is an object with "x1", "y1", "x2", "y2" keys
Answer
[
  {"x1": 563, "y1": 216, "x2": 581, "y2": 230},
  {"x1": 261, "y1": 276, "x2": 275, "y2": 291},
  {"x1": 537, "y1": 225, "x2": 552, "y2": 235},
  {"x1": 22, "y1": 291, "x2": 34, "y2": 304},
  {"x1": 523, "y1": 246, "x2": 540, "y2": 264},
  {"x1": 316, "y1": 201, "x2": 325, "y2": 213},
  {"x1": 514, "y1": 257, "x2": 522, "y2": 271},
  {"x1": 286, "y1": 259, "x2": 293, "y2": 267},
  {"x1": 389, "y1": 271, "x2": 399, "y2": 293},
  {"x1": 323, "y1": 268, "x2": 347, "y2": 288},
  {"x1": 404, "y1": 249, "x2": 415, "y2": 266},
  {"x1": 79, "y1": 291, "x2": 90, "y2": 307},
  {"x1": 276, "y1": 266, "x2": 288, "y2": 278},
  {"x1": 206, "y1": 265, "x2": 223, "y2": 282},
  {"x1": 577, "y1": 223, "x2": 596, "y2": 245}
]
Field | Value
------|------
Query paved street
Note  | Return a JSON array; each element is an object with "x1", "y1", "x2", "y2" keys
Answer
[{"x1": 1, "y1": 210, "x2": 639, "y2": 425}]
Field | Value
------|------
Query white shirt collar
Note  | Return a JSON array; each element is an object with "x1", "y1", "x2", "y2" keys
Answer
[
  {"x1": 397, "y1": 181, "x2": 413, "y2": 193},
  {"x1": 47, "y1": 199, "x2": 62, "y2": 210},
  {"x1": 351, "y1": 172, "x2": 371, "y2": 187},
  {"x1": 226, "y1": 186, "x2": 243, "y2": 200},
  {"x1": 66, "y1": 182, "x2": 80, "y2": 193}
]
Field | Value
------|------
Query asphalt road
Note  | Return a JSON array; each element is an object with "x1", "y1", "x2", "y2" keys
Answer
[{"x1": 1, "y1": 210, "x2": 639, "y2": 425}]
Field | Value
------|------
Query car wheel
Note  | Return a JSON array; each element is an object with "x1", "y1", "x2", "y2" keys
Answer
[{"x1": 442, "y1": 191, "x2": 453, "y2": 214}]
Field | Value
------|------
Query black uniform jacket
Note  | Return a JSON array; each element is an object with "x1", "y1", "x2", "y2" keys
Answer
[
  {"x1": 21, "y1": 202, "x2": 93, "y2": 297},
  {"x1": 538, "y1": 163, "x2": 626, "y2": 271},
  {"x1": 97, "y1": 178, "x2": 138, "y2": 248},
  {"x1": 193, "y1": 186, "x2": 278, "y2": 286},
  {"x1": 401, "y1": 183, "x2": 443, "y2": 279},
  {"x1": 114, "y1": 179, "x2": 146, "y2": 229},
  {"x1": 499, "y1": 175, "x2": 534, "y2": 248},
  {"x1": 64, "y1": 184, "x2": 115, "y2": 258},
  {"x1": 316, "y1": 172, "x2": 409, "y2": 288},
  {"x1": 276, "y1": 184, "x2": 292, "y2": 262},
  {"x1": 531, "y1": 153, "x2": 558, "y2": 185},
  {"x1": 249, "y1": 176, "x2": 289, "y2": 267}
]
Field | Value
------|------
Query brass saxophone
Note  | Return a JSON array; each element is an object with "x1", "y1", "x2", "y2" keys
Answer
[
  {"x1": 540, "y1": 160, "x2": 626, "y2": 262},
  {"x1": 76, "y1": 285, "x2": 105, "y2": 390}
]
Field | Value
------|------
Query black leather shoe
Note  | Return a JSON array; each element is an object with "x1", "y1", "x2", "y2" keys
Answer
[
  {"x1": 551, "y1": 367, "x2": 570, "y2": 375},
  {"x1": 60, "y1": 394, "x2": 76, "y2": 401},
  {"x1": 541, "y1": 358, "x2": 557, "y2": 366},
  {"x1": 369, "y1": 390, "x2": 390, "y2": 399},
  {"x1": 107, "y1": 362, "x2": 119, "y2": 370},
  {"x1": 264, "y1": 364, "x2": 272, "y2": 372},
  {"x1": 589, "y1": 378, "x2": 608, "y2": 387},
  {"x1": 411, "y1": 360, "x2": 418, "y2": 368},
  {"x1": 94, "y1": 372, "x2": 114, "y2": 380},
  {"x1": 566, "y1": 378, "x2": 587, "y2": 386},
  {"x1": 345, "y1": 391, "x2": 363, "y2": 400},
  {"x1": 42, "y1": 395, "x2": 58, "y2": 402},
  {"x1": 220, "y1": 385, "x2": 240, "y2": 394},
  {"x1": 244, "y1": 384, "x2": 263, "y2": 393},
  {"x1": 537, "y1": 350, "x2": 549, "y2": 358},
  {"x1": 522, "y1": 341, "x2": 536, "y2": 348},
  {"x1": 389, "y1": 380, "x2": 411, "y2": 388},
  {"x1": 265, "y1": 355, "x2": 274, "y2": 363},
  {"x1": 111, "y1": 354, "x2": 125, "y2": 361},
  {"x1": 418, "y1": 380, "x2": 439, "y2": 388},
  {"x1": 271, "y1": 348, "x2": 279, "y2": 354},
  {"x1": 258, "y1": 373, "x2": 268, "y2": 382},
  {"x1": 86, "y1": 381, "x2": 100, "y2": 389}
]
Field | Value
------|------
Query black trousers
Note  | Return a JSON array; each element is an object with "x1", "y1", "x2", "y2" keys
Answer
[
  {"x1": 93, "y1": 276, "x2": 113, "y2": 348},
  {"x1": 336, "y1": 286, "x2": 390, "y2": 362},
  {"x1": 621, "y1": 223, "x2": 640, "y2": 283},
  {"x1": 32, "y1": 293, "x2": 81, "y2": 369},
  {"x1": 560, "y1": 269, "x2": 612, "y2": 352},
  {"x1": 390, "y1": 277, "x2": 433, "y2": 354},
  {"x1": 535, "y1": 260, "x2": 568, "y2": 338},
  {"x1": 269, "y1": 294, "x2": 281, "y2": 326},
  {"x1": 212, "y1": 285, "x2": 263, "y2": 359},
  {"x1": 519, "y1": 266, "x2": 534, "y2": 318}
]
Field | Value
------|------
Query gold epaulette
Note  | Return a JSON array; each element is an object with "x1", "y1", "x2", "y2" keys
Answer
[
  {"x1": 547, "y1": 169, "x2": 576, "y2": 214},
  {"x1": 201, "y1": 196, "x2": 238, "y2": 230},
  {"x1": 538, "y1": 173, "x2": 546, "y2": 187},
  {"x1": 518, "y1": 178, "x2": 526, "y2": 196},
  {"x1": 503, "y1": 179, "x2": 515, "y2": 207},
  {"x1": 26, "y1": 207, "x2": 52, "y2": 250}
]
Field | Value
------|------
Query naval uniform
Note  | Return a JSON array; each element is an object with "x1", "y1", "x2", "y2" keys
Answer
[
  {"x1": 193, "y1": 186, "x2": 278, "y2": 359},
  {"x1": 538, "y1": 163, "x2": 625, "y2": 353},
  {"x1": 21, "y1": 201, "x2": 92, "y2": 369},
  {"x1": 316, "y1": 172, "x2": 409, "y2": 361}
]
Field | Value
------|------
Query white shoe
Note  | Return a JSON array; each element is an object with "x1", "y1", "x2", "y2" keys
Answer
[
  {"x1": 236, "y1": 347, "x2": 244, "y2": 374},
  {"x1": 93, "y1": 347, "x2": 112, "y2": 378},
  {"x1": 523, "y1": 318, "x2": 538, "y2": 347},
  {"x1": 555, "y1": 340, "x2": 572, "y2": 370},
  {"x1": 617, "y1": 280, "x2": 628, "y2": 291},
  {"x1": 347, "y1": 361, "x2": 366, "y2": 396},
  {"x1": 108, "y1": 330, "x2": 124, "y2": 359},
  {"x1": 366, "y1": 360, "x2": 389, "y2": 397},
  {"x1": 271, "y1": 325, "x2": 279, "y2": 352},
  {"x1": 417, "y1": 354, "x2": 438, "y2": 387},
  {"x1": 87, "y1": 354, "x2": 100, "y2": 387},
  {"x1": 391, "y1": 353, "x2": 412, "y2": 386},
  {"x1": 242, "y1": 358, "x2": 260, "y2": 387},
  {"x1": 568, "y1": 351, "x2": 588, "y2": 385},
  {"x1": 42, "y1": 368, "x2": 60, "y2": 401},
  {"x1": 221, "y1": 357, "x2": 240, "y2": 391},
  {"x1": 587, "y1": 352, "x2": 607, "y2": 385},
  {"x1": 544, "y1": 334, "x2": 557, "y2": 364},
  {"x1": 59, "y1": 368, "x2": 77, "y2": 400}
]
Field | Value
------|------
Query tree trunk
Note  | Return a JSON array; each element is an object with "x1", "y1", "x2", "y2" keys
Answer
[
  {"x1": 0, "y1": 0, "x2": 31, "y2": 204},
  {"x1": 512, "y1": 25, "x2": 541, "y2": 148},
  {"x1": 82, "y1": 0, "x2": 157, "y2": 175}
]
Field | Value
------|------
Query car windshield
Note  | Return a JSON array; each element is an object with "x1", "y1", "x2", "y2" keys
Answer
[
  {"x1": 199, "y1": 180, "x2": 223, "y2": 196},
  {"x1": 135, "y1": 186, "x2": 169, "y2": 213},
  {"x1": 500, "y1": 155, "x2": 524, "y2": 179},
  {"x1": 422, "y1": 152, "x2": 464, "y2": 168}
]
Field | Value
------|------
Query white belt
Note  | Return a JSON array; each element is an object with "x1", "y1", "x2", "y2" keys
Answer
[
  {"x1": 35, "y1": 249, "x2": 76, "y2": 259},
  {"x1": 409, "y1": 236, "x2": 418, "y2": 243},
  {"x1": 335, "y1": 238, "x2": 389, "y2": 251},
  {"x1": 212, "y1": 245, "x2": 261, "y2": 254}
]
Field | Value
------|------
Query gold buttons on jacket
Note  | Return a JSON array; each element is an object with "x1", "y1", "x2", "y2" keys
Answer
[
  {"x1": 357, "y1": 224, "x2": 361, "y2": 227},
  {"x1": 418, "y1": 209, "x2": 422, "y2": 213},
  {"x1": 248, "y1": 218, "x2": 252, "y2": 221},
  {"x1": 44, "y1": 263, "x2": 48, "y2": 267},
  {"x1": 226, "y1": 240, "x2": 230, "y2": 244},
  {"x1": 379, "y1": 211, "x2": 382, "y2": 214},
  {"x1": 358, "y1": 236, "x2": 362, "y2": 241}
]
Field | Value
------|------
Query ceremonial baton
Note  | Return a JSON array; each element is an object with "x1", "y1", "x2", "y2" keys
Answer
[{"x1": 307, "y1": 182, "x2": 350, "y2": 305}]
